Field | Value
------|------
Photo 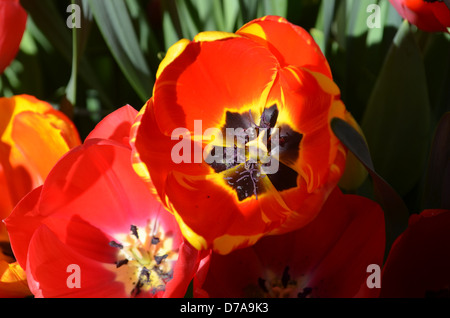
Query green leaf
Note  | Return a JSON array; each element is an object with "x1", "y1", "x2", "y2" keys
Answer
[
  {"x1": 331, "y1": 117, "x2": 409, "y2": 262},
  {"x1": 222, "y1": 0, "x2": 240, "y2": 32},
  {"x1": 314, "y1": 0, "x2": 335, "y2": 54},
  {"x1": 184, "y1": 279, "x2": 194, "y2": 298},
  {"x1": 21, "y1": 0, "x2": 113, "y2": 109},
  {"x1": 422, "y1": 112, "x2": 450, "y2": 210},
  {"x1": 88, "y1": 0, "x2": 153, "y2": 102},
  {"x1": 66, "y1": 0, "x2": 93, "y2": 108},
  {"x1": 161, "y1": 0, "x2": 184, "y2": 50},
  {"x1": 361, "y1": 20, "x2": 431, "y2": 197}
]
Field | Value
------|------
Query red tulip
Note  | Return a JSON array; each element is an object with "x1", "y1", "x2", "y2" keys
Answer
[
  {"x1": 131, "y1": 16, "x2": 356, "y2": 255},
  {"x1": 199, "y1": 187, "x2": 385, "y2": 298},
  {"x1": 0, "y1": 0, "x2": 27, "y2": 73},
  {"x1": 380, "y1": 209, "x2": 450, "y2": 297},
  {"x1": 4, "y1": 106, "x2": 210, "y2": 297},
  {"x1": 389, "y1": 0, "x2": 450, "y2": 32}
]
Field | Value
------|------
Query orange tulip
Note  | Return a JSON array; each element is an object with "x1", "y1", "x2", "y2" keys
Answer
[
  {"x1": 131, "y1": 16, "x2": 354, "y2": 254},
  {"x1": 0, "y1": 94, "x2": 81, "y2": 297}
]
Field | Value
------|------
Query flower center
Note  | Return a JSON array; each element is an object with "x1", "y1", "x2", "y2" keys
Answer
[
  {"x1": 109, "y1": 223, "x2": 178, "y2": 297},
  {"x1": 207, "y1": 104, "x2": 302, "y2": 201},
  {"x1": 249, "y1": 266, "x2": 312, "y2": 298}
]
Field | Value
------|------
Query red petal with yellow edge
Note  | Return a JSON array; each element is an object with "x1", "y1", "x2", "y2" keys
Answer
[
  {"x1": 237, "y1": 15, "x2": 332, "y2": 78},
  {"x1": 163, "y1": 170, "x2": 286, "y2": 254},
  {"x1": 133, "y1": 101, "x2": 299, "y2": 254},
  {"x1": 153, "y1": 37, "x2": 279, "y2": 135},
  {"x1": 271, "y1": 145, "x2": 346, "y2": 235},
  {"x1": 131, "y1": 99, "x2": 210, "y2": 203},
  {"x1": 269, "y1": 65, "x2": 345, "y2": 194}
]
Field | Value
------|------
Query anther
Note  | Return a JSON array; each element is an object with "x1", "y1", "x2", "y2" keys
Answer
[
  {"x1": 282, "y1": 266, "x2": 290, "y2": 289},
  {"x1": 154, "y1": 254, "x2": 168, "y2": 265},
  {"x1": 151, "y1": 237, "x2": 160, "y2": 245},
  {"x1": 115, "y1": 259, "x2": 129, "y2": 268},
  {"x1": 130, "y1": 225, "x2": 139, "y2": 239},
  {"x1": 109, "y1": 241, "x2": 123, "y2": 249}
]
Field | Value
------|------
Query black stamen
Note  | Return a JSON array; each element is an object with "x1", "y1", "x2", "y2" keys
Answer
[
  {"x1": 151, "y1": 236, "x2": 160, "y2": 245},
  {"x1": 115, "y1": 259, "x2": 129, "y2": 268},
  {"x1": 281, "y1": 266, "x2": 290, "y2": 288},
  {"x1": 130, "y1": 225, "x2": 139, "y2": 239},
  {"x1": 258, "y1": 277, "x2": 268, "y2": 293},
  {"x1": 154, "y1": 254, "x2": 168, "y2": 265},
  {"x1": 131, "y1": 279, "x2": 144, "y2": 297},
  {"x1": 109, "y1": 241, "x2": 123, "y2": 249},
  {"x1": 140, "y1": 267, "x2": 151, "y2": 283}
]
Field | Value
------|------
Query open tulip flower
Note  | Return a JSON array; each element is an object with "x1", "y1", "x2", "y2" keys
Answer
[
  {"x1": 131, "y1": 16, "x2": 356, "y2": 255},
  {"x1": 4, "y1": 106, "x2": 210, "y2": 298},
  {"x1": 199, "y1": 187, "x2": 385, "y2": 298}
]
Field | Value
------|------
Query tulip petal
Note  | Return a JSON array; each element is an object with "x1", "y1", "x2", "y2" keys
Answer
[
  {"x1": 26, "y1": 225, "x2": 125, "y2": 298},
  {"x1": 237, "y1": 16, "x2": 331, "y2": 78},
  {"x1": 389, "y1": 0, "x2": 449, "y2": 32},
  {"x1": 11, "y1": 111, "x2": 76, "y2": 181},
  {"x1": 269, "y1": 66, "x2": 345, "y2": 194},
  {"x1": 86, "y1": 105, "x2": 138, "y2": 147},
  {"x1": 153, "y1": 37, "x2": 279, "y2": 135},
  {"x1": 202, "y1": 188, "x2": 385, "y2": 298},
  {"x1": 40, "y1": 140, "x2": 163, "y2": 246},
  {"x1": 380, "y1": 209, "x2": 450, "y2": 298},
  {"x1": 0, "y1": 0, "x2": 27, "y2": 73},
  {"x1": 3, "y1": 186, "x2": 44, "y2": 269}
]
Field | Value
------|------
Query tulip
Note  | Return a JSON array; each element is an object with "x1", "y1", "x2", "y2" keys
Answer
[
  {"x1": 131, "y1": 16, "x2": 356, "y2": 254},
  {"x1": 4, "y1": 106, "x2": 210, "y2": 297}
]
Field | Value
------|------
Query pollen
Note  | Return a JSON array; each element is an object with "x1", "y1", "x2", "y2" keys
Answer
[{"x1": 109, "y1": 222, "x2": 178, "y2": 297}]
